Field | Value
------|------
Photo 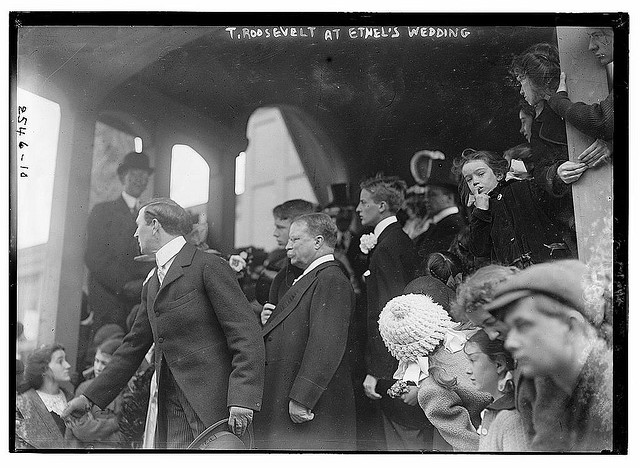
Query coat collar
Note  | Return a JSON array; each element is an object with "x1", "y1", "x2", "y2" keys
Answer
[
  {"x1": 486, "y1": 392, "x2": 515, "y2": 411},
  {"x1": 262, "y1": 261, "x2": 337, "y2": 335},
  {"x1": 151, "y1": 243, "x2": 197, "y2": 307},
  {"x1": 376, "y1": 220, "x2": 401, "y2": 245}
]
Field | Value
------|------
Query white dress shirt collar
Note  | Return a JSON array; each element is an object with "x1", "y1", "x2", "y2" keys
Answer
[
  {"x1": 374, "y1": 215, "x2": 398, "y2": 238},
  {"x1": 155, "y1": 236, "x2": 187, "y2": 269},
  {"x1": 121, "y1": 191, "x2": 140, "y2": 212},
  {"x1": 292, "y1": 254, "x2": 335, "y2": 285},
  {"x1": 431, "y1": 206, "x2": 459, "y2": 224}
]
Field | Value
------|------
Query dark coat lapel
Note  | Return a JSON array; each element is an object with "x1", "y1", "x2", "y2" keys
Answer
[
  {"x1": 376, "y1": 221, "x2": 399, "y2": 247},
  {"x1": 261, "y1": 262, "x2": 334, "y2": 336},
  {"x1": 153, "y1": 242, "x2": 197, "y2": 307}
]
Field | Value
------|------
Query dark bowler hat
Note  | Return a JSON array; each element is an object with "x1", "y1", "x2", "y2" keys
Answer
[
  {"x1": 117, "y1": 151, "x2": 155, "y2": 176},
  {"x1": 187, "y1": 419, "x2": 253, "y2": 450}
]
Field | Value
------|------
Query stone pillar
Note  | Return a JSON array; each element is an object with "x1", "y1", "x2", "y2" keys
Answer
[
  {"x1": 556, "y1": 27, "x2": 613, "y2": 266},
  {"x1": 38, "y1": 102, "x2": 96, "y2": 369}
]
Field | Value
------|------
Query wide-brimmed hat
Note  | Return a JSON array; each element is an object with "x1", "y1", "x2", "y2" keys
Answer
[
  {"x1": 117, "y1": 151, "x2": 154, "y2": 176},
  {"x1": 379, "y1": 293, "x2": 456, "y2": 361}
]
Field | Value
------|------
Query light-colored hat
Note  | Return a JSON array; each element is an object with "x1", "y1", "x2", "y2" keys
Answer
[{"x1": 379, "y1": 293, "x2": 456, "y2": 361}]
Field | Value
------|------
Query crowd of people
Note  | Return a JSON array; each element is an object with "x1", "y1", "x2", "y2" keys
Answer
[{"x1": 15, "y1": 31, "x2": 615, "y2": 452}]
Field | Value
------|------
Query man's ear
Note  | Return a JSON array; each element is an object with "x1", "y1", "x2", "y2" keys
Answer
[
  {"x1": 378, "y1": 200, "x2": 388, "y2": 214},
  {"x1": 566, "y1": 309, "x2": 588, "y2": 332},
  {"x1": 496, "y1": 171, "x2": 505, "y2": 182},
  {"x1": 314, "y1": 235, "x2": 324, "y2": 249}
]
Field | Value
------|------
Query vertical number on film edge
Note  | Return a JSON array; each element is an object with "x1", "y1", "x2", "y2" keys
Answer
[{"x1": 17, "y1": 105, "x2": 28, "y2": 177}]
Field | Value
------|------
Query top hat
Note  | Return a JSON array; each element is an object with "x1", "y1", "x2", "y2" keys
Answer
[
  {"x1": 117, "y1": 152, "x2": 155, "y2": 176},
  {"x1": 325, "y1": 183, "x2": 354, "y2": 209}
]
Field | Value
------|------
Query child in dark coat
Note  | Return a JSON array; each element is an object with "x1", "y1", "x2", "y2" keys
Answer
[{"x1": 455, "y1": 150, "x2": 575, "y2": 267}]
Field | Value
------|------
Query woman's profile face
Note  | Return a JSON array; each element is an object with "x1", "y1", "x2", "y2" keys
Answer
[
  {"x1": 518, "y1": 75, "x2": 544, "y2": 107},
  {"x1": 46, "y1": 349, "x2": 71, "y2": 384},
  {"x1": 465, "y1": 342, "x2": 502, "y2": 395}
]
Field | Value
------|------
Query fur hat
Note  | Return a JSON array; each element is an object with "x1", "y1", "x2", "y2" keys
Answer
[{"x1": 379, "y1": 293, "x2": 456, "y2": 362}]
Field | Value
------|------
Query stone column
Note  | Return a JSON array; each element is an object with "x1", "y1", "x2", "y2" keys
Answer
[
  {"x1": 556, "y1": 27, "x2": 613, "y2": 267},
  {"x1": 38, "y1": 101, "x2": 96, "y2": 369}
]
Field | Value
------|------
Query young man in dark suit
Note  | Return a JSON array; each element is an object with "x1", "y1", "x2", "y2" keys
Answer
[
  {"x1": 65, "y1": 198, "x2": 265, "y2": 449},
  {"x1": 84, "y1": 152, "x2": 155, "y2": 333},
  {"x1": 356, "y1": 175, "x2": 419, "y2": 448}
]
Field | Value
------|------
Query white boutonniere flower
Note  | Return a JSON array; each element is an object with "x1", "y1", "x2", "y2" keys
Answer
[
  {"x1": 359, "y1": 233, "x2": 378, "y2": 254},
  {"x1": 228, "y1": 253, "x2": 248, "y2": 272}
]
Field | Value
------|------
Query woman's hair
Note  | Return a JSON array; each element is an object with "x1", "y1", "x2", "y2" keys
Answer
[
  {"x1": 510, "y1": 43, "x2": 561, "y2": 96},
  {"x1": 451, "y1": 264, "x2": 520, "y2": 321},
  {"x1": 452, "y1": 150, "x2": 510, "y2": 181},
  {"x1": 503, "y1": 143, "x2": 533, "y2": 162},
  {"x1": 423, "y1": 251, "x2": 463, "y2": 288},
  {"x1": 428, "y1": 344, "x2": 458, "y2": 390},
  {"x1": 20, "y1": 343, "x2": 65, "y2": 393},
  {"x1": 464, "y1": 330, "x2": 515, "y2": 393}
]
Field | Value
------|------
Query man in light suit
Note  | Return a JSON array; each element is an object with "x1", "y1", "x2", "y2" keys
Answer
[
  {"x1": 356, "y1": 175, "x2": 418, "y2": 449},
  {"x1": 255, "y1": 213, "x2": 356, "y2": 450},
  {"x1": 65, "y1": 198, "x2": 265, "y2": 449},
  {"x1": 85, "y1": 152, "x2": 155, "y2": 333}
]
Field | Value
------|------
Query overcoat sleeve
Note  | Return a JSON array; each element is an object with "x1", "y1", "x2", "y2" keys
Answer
[
  {"x1": 288, "y1": 270, "x2": 354, "y2": 410},
  {"x1": 547, "y1": 91, "x2": 614, "y2": 141},
  {"x1": 419, "y1": 379, "x2": 481, "y2": 452},
  {"x1": 83, "y1": 279, "x2": 154, "y2": 409}
]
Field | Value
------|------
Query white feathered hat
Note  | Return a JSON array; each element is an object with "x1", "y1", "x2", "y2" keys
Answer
[{"x1": 378, "y1": 293, "x2": 456, "y2": 361}]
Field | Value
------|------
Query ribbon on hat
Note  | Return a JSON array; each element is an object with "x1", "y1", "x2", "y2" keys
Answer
[
  {"x1": 393, "y1": 356, "x2": 430, "y2": 384},
  {"x1": 443, "y1": 328, "x2": 471, "y2": 353}
]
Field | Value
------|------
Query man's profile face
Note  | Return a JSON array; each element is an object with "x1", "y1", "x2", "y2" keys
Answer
[
  {"x1": 503, "y1": 296, "x2": 570, "y2": 378},
  {"x1": 587, "y1": 28, "x2": 614, "y2": 66},
  {"x1": 424, "y1": 187, "x2": 453, "y2": 217},
  {"x1": 134, "y1": 208, "x2": 157, "y2": 255},
  {"x1": 273, "y1": 217, "x2": 292, "y2": 249},
  {"x1": 122, "y1": 168, "x2": 150, "y2": 199},
  {"x1": 356, "y1": 189, "x2": 383, "y2": 227},
  {"x1": 286, "y1": 221, "x2": 318, "y2": 269}
]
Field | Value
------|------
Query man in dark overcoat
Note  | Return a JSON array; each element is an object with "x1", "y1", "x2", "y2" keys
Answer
[
  {"x1": 65, "y1": 198, "x2": 265, "y2": 449},
  {"x1": 413, "y1": 182, "x2": 467, "y2": 265},
  {"x1": 356, "y1": 175, "x2": 419, "y2": 448},
  {"x1": 255, "y1": 213, "x2": 356, "y2": 450},
  {"x1": 85, "y1": 152, "x2": 155, "y2": 332}
]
